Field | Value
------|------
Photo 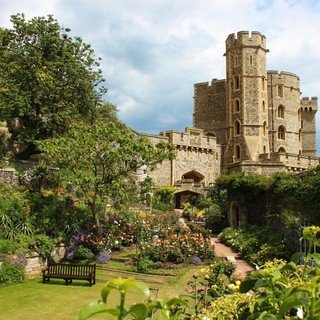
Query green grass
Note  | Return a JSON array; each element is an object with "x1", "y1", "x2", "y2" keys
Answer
[{"x1": 0, "y1": 265, "x2": 201, "y2": 320}]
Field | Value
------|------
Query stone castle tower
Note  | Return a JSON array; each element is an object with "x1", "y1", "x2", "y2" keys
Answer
[{"x1": 194, "y1": 31, "x2": 318, "y2": 174}]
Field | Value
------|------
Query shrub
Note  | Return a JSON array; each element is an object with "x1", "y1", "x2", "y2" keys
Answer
[
  {"x1": 218, "y1": 225, "x2": 291, "y2": 264},
  {"x1": 0, "y1": 260, "x2": 25, "y2": 284},
  {"x1": 136, "y1": 255, "x2": 153, "y2": 273},
  {"x1": 73, "y1": 245, "x2": 93, "y2": 260},
  {"x1": 18, "y1": 234, "x2": 55, "y2": 258},
  {"x1": 0, "y1": 239, "x2": 19, "y2": 255}
]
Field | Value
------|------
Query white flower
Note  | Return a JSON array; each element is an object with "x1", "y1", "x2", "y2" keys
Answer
[{"x1": 297, "y1": 307, "x2": 303, "y2": 319}]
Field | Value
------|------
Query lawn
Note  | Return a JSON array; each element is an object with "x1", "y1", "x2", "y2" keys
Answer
[{"x1": 0, "y1": 265, "x2": 200, "y2": 320}]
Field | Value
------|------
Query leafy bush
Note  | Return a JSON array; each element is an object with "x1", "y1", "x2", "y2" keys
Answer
[
  {"x1": 136, "y1": 255, "x2": 153, "y2": 273},
  {"x1": 18, "y1": 234, "x2": 55, "y2": 258},
  {"x1": 0, "y1": 260, "x2": 25, "y2": 284},
  {"x1": 0, "y1": 239, "x2": 19, "y2": 255},
  {"x1": 73, "y1": 245, "x2": 93, "y2": 260},
  {"x1": 218, "y1": 225, "x2": 291, "y2": 265}
]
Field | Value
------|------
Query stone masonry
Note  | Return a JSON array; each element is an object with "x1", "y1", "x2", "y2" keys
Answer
[{"x1": 144, "y1": 31, "x2": 319, "y2": 210}]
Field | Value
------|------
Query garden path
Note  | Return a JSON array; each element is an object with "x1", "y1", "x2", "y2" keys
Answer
[{"x1": 211, "y1": 236, "x2": 254, "y2": 279}]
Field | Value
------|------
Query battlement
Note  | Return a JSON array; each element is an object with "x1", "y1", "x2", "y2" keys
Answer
[
  {"x1": 267, "y1": 70, "x2": 300, "y2": 81},
  {"x1": 301, "y1": 96, "x2": 318, "y2": 111},
  {"x1": 194, "y1": 79, "x2": 225, "y2": 89},
  {"x1": 226, "y1": 31, "x2": 266, "y2": 50}
]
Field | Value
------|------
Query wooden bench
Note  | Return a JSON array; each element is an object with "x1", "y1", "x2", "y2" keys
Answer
[{"x1": 42, "y1": 263, "x2": 96, "y2": 286}]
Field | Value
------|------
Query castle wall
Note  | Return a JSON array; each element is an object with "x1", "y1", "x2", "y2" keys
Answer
[
  {"x1": 140, "y1": 128, "x2": 221, "y2": 192},
  {"x1": 300, "y1": 97, "x2": 318, "y2": 156},
  {"x1": 193, "y1": 80, "x2": 227, "y2": 145}
]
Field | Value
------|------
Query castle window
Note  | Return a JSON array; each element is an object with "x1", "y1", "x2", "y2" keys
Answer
[
  {"x1": 263, "y1": 146, "x2": 266, "y2": 154},
  {"x1": 263, "y1": 121, "x2": 267, "y2": 136},
  {"x1": 234, "y1": 120, "x2": 241, "y2": 135},
  {"x1": 262, "y1": 77, "x2": 265, "y2": 91},
  {"x1": 234, "y1": 76, "x2": 240, "y2": 90},
  {"x1": 278, "y1": 147, "x2": 286, "y2": 153},
  {"x1": 235, "y1": 145, "x2": 241, "y2": 160},
  {"x1": 278, "y1": 85, "x2": 283, "y2": 98},
  {"x1": 234, "y1": 55, "x2": 238, "y2": 67},
  {"x1": 298, "y1": 129, "x2": 301, "y2": 143},
  {"x1": 249, "y1": 55, "x2": 253, "y2": 65},
  {"x1": 277, "y1": 105, "x2": 285, "y2": 118},
  {"x1": 234, "y1": 99, "x2": 240, "y2": 112},
  {"x1": 262, "y1": 100, "x2": 266, "y2": 112},
  {"x1": 278, "y1": 126, "x2": 286, "y2": 140}
]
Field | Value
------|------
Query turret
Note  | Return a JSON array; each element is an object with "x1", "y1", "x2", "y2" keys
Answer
[{"x1": 224, "y1": 31, "x2": 269, "y2": 166}]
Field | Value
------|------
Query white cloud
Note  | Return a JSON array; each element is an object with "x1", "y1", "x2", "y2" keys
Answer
[{"x1": 1, "y1": 0, "x2": 320, "y2": 153}]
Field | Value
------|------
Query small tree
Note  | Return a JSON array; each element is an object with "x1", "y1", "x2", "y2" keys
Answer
[{"x1": 38, "y1": 121, "x2": 175, "y2": 226}]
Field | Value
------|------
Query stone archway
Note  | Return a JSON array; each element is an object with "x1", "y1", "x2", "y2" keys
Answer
[
  {"x1": 174, "y1": 190, "x2": 201, "y2": 209},
  {"x1": 182, "y1": 170, "x2": 204, "y2": 183}
]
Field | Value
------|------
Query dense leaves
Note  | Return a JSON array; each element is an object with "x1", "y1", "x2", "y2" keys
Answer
[
  {"x1": 0, "y1": 14, "x2": 108, "y2": 159},
  {"x1": 38, "y1": 121, "x2": 175, "y2": 225}
]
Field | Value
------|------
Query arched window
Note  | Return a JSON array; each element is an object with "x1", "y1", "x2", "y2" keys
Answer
[
  {"x1": 234, "y1": 99, "x2": 240, "y2": 112},
  {"x1": 298, "y1": 109, "x2": 301, "y2": 122},
  {"x1": 278, "y1": 147, "x2": 286, "y2": 153},
  {"x1": 278, "y1": 126, "x2": 285, "y2": 140},
  {"x1": 263, "y1": 121, "x2": 267, "y2": 136},
  {"x1": 262, "y1": 100, "x2": 266, "y2": 112},
  {"x1": 298, "y1": 129, "x2": 301, "y2": 143},
  {"x1": 234, "y1": 76, "x2": 240, "y2": 90},
  {"x1": 235, "y1": 145, "x2": 241, "y2": 160},
  {"x1": 278, "y1": 105, "x2": 285, "y2": 118},
  {"x1": 263, "y1": 145, "x2": 266, "y2": 154},
  {"x1": 234, "y1": 120, "x2": 241, "y2": 135}
]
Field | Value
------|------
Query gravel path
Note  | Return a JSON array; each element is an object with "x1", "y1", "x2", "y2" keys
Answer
[{"x1": 211, "y1": 236, "x2": 254, "y2": 279}]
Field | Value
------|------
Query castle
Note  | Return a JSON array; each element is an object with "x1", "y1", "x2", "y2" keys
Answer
[{"x1": 141, "y1": 31, "x2": 319, "y2": 208}]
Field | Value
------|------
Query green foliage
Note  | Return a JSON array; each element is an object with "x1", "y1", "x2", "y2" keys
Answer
[
  {"x1": 218, "y1": 225, "x2": 290, "y2": 265},
  {"x1": 18, "y1": 234, "x2": 55, "y2": 258},
  {"x1": 73, "y1": 245, "x2": 94, "y2": 261},
  {"x1": 0, "y1": 14, "x2": 109, "y2": 159},
  {"x1": 79, "y1": 277, "x2": 187, "y2": 320},
  {"x1": 238, "y1": 226, "x2": 320, "y2": 319},
  {"x1": 0, "y1": 239, "x2": 19, "y2": 255},
  {"x1": 136, "y1": 255, "x2": 153, "y2": 273},
  {"x1": 0, "y1": 260, "x2": 25, "y2": 285},
  {"x1": 154, "y1": 186, "x2": 175, "y2": 204},
  {"x1": 38, "y1": 121, "x2": 175, "y2": 225}
]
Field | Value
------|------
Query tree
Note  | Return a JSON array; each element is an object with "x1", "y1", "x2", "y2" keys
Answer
[
  {"x1": 38, "y1": 121, "x2": 175, "y2": 226},
  {"x1": 0, "y1": 14, "x2": 108, "y2": 159}
]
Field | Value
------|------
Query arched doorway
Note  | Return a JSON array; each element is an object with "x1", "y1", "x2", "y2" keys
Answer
[
  {"x1": 229, "y1": 201, "x2": 241, "y2": 228},
  {"x1": 174, "y1": 190, "x2": 201, "y2": 209}
]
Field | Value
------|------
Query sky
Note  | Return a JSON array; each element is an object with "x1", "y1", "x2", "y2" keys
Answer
[{"x1": 1, "y1": 0, "x2": 320, "y2": 154}]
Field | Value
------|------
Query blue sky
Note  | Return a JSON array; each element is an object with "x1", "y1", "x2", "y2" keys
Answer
[{"x1": 1, "y1": 0, "x2": 320, "y2": 155}]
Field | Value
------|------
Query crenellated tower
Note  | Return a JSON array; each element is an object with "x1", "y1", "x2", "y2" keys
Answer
[
  {"x1": 224, "y1": 31, "x2": 269, "y2": 166},
  {"x1": 300, "y1": 97, "x2": 318, "y2": 156}
]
